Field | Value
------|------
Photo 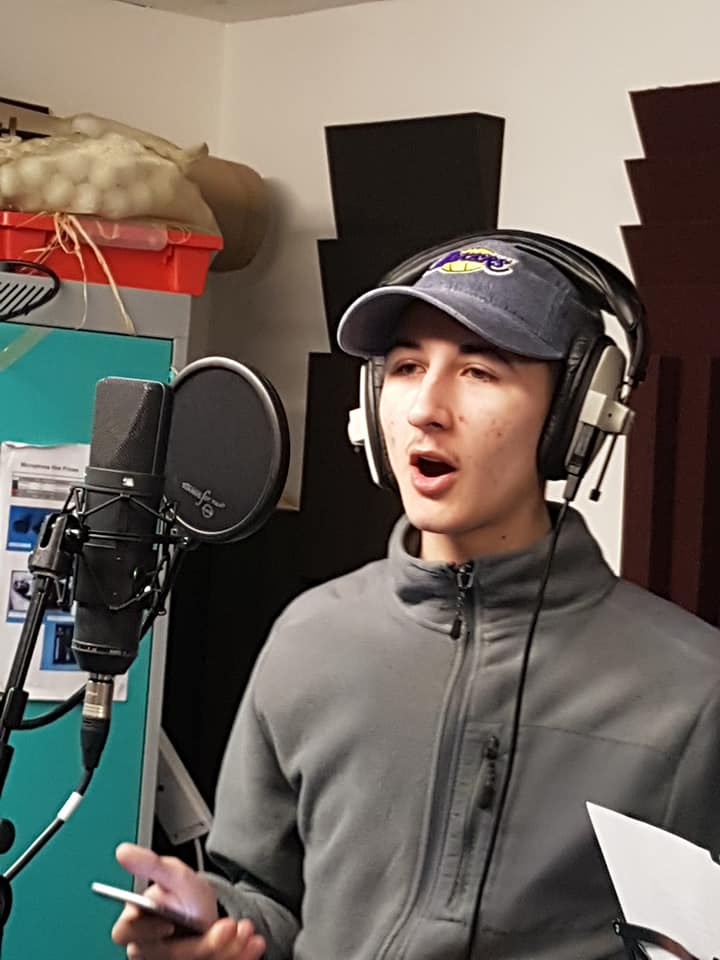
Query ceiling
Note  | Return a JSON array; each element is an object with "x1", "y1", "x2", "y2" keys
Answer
[{"x1": 111, "y1": 0, "x2": 387, "y2": 23}]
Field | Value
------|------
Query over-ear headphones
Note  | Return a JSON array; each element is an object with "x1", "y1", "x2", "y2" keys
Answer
[{"x1": 346, "y1": 229, "x2": 648, "y2": 501}]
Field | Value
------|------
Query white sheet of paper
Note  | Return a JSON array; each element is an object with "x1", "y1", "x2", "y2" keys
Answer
[{"x1": 587, "y1": 802, "x2": 720, "y2": 960}]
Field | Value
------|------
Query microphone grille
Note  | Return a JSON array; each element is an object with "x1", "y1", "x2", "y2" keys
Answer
[{"x1": 89, "y1": 378, "x2": 172, "y2": 473}]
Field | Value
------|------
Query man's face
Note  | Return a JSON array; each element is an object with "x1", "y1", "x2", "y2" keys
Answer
[{"x1": 378, "y1": 302, "x2": 557, "y2": 562}]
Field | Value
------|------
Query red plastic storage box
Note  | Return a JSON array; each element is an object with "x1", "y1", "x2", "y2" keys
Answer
[{"x1": 0, "y1": 211, "x2": 223, "y2": 296}]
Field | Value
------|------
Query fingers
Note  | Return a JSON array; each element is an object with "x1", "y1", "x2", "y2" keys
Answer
[
  {"x1": 116, "y1": 843, "x2": 192, "y2": 890},
  {"x1": 112, "y1": 903, "x2": 175, "y2": 948},
  {"x1": 204, "y1": 919, "x2": 266, "y2": 960},
  {"x1": 238, "y1": 932, "x2": 266, "y2": 960},
  {"x1": 120, "y1": 917, "x2": 266, "y2": 960},
  {"x1": 116, "y1": 843, "x2": 158, "y2": 880},
  {"x1": 113, "y1": 845, "x2": 265, "y2": 959},
  {"x1": 114, "y1": 843, "x2": 219, "y2": 935}
]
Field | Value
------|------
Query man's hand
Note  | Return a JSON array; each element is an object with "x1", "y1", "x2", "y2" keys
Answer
[{"x1": 111, "y1": 843, "x2": 266, "y2": 959}]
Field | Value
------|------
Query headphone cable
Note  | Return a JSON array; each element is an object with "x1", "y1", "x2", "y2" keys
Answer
[{"x1": 467, "y1": 497, "x2": 571, "y2": 955}]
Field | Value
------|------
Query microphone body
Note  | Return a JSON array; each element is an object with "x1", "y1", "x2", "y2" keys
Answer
[{"x1": 71, "y1": 378, "x2": 172, "y2": 677}]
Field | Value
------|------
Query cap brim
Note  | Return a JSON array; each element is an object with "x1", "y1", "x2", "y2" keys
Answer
[{"x1": 336, "y1": 285, "x2": 566, "y2": 360}]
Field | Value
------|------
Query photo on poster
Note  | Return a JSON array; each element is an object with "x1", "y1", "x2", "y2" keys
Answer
[
  {"x1": 6, "y1": 568, "x2": 65, "y2": 623},
  {"x1": 11, "y1": 471, "x2": 73, "y2": 503},
  {"x1": 7, "y1": 569, "x2": 32, "y2": 615},
  {"x1": 40, "y1": 621, "x2": 79, "y2": 672},
  {"x1": 6, "y1": 505, "x2": 53, "y2": 552}
]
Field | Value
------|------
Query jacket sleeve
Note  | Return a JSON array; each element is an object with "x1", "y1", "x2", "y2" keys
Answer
[
  {"x1": 663, "y1": 684, "x2": 720, "y2": 856},
  {"x1": 203, "y1": 642, "x2": 303, "y2": 960}
]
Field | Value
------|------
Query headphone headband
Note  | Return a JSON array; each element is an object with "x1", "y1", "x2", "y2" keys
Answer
[{"x1": 379, "y1": 229, "x2": 648, "y2": 386}]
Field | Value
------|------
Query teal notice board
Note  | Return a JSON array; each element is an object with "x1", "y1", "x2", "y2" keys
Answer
[{"x1": 0, "y1": 322, "x2": 172, "y2": 958}]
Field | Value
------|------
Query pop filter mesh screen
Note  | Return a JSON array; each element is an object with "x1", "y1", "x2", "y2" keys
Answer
[{"x1": 164, "y1": 362, "x2": 287, "y2": 541}]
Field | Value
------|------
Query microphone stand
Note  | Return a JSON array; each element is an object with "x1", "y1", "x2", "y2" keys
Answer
[
  {"x1": 0, "y1": 494, "x2": 187, "y2": 954},
  {"x1": 0, "y1": 512, "x2": 81, "y2": 951}
]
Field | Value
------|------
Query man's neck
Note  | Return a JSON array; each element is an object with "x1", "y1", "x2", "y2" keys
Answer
[{"x1": 419, "y1": 500, "x2": 553, "y2": 564}]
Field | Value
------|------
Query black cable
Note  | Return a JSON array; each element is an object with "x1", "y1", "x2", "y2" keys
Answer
[
  {"x1": 468, "y1": 498, "x2": 571, "y2": 953},
  {"x1": 3, "y1": 767, "x2": 94, "y2": 883},
  {"x1": 17, "y1": 686, "x2": 85, "y2": 730}
]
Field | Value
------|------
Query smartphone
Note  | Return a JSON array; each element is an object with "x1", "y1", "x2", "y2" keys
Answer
[{"x1": 91, "y1": 881, "x2": 205, "y2": 936}]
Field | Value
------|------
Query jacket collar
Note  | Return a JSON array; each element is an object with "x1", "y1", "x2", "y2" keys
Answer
[{"x1": 387, "y1": 505, "x2": 616, "y2": 635}]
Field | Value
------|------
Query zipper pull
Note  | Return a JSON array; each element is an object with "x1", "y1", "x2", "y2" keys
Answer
[
  {"x1": 450, "y1": 561, "x2": 475, "y2": 639},
  {"x1": 478, "y1": 735, "x2": 499, "y2": 810}
]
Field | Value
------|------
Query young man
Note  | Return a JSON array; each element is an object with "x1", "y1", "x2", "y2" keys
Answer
[{"x1": 112, "y1": 238, "x2": 720, "y2": 960}]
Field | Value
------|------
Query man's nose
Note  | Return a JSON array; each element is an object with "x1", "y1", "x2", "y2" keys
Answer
[{"x1": 407, "y1": 374, "x2": 452, "y2": 431}]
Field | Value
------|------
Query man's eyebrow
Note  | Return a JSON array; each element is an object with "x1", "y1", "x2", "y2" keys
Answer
[
  {"x1": 385, "y1": 338, "x2": 418, "y2": 353},
  {"x1": 458, "y1": 342, "x2": 514, "y2": 366},
  {"x1": 385, "y1": 338, "x2": 513, "y2": 367}
]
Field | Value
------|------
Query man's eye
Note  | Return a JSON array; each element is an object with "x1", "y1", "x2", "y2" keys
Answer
[
  {"x1": 467, "y1": 366, "x2": 496, "y2": 381},
  {"x1": 389, "y1": 361, "x2": 421, "y2": 376}
]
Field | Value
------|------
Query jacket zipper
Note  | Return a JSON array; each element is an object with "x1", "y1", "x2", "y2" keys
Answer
[
  {"x1": 451, "y1": 562, "x2": 475, "y2": 639},
  {"x1": 379, "y1": 561, "x2": 476, "y2": 959},
  {"x1": 477, "y1": 734, "x2": 499, "y2": 810},
  {"x1": 448, "y1": 733, "x2": 500, "y2": 906}
]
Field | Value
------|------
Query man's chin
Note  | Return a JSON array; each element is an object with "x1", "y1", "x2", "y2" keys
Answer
[
  {"x1": 399, "y1": 484, "x2": 482, "y2": 537},
  {"x1": 404, "y1": 505, "x2": 468, "y2": 537}
]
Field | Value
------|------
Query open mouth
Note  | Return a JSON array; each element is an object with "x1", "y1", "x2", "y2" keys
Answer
[{"x1": 412, "y1": 454, "x2": 457, "y2": 478}]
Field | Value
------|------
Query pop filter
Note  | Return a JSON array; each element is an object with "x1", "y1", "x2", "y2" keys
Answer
[{"x1": 164, "y1": 357, "x2": 290, "y2": 543}]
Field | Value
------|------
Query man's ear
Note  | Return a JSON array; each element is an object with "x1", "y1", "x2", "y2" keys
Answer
[{"x1": 349, "y1": 357, "x2": 397, "y2": 491}]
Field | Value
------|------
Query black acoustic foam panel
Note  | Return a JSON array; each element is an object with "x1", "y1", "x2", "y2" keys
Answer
[
  {"x1": 319, "y1": 112, "x2": 504, "y2": 346},
  {"x1": 304, "y1": 112, "x2": 506, "y2": 580}
]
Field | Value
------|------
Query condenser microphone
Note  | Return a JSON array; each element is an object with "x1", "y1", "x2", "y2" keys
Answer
[
  {"x1": 71, "y1": 377, "x2": 173, "y2": 768},
  {"x1": 70, "y1": 359, "x2": 289, "y2": 770}
]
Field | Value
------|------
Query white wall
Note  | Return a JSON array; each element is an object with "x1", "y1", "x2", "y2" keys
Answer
[
  {"x1": 210, "y1": 0, "x2": 720, "y2": 567},
  {"x1": 0, "y1": 0, "x2": 224, "y2": 148},
  {"x1": 3, "y1": 0, "x2": 719, "y2": 565}
]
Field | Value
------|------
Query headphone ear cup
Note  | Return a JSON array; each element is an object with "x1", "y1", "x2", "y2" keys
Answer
[
  {"x1": 539, "y1": 334, "x2": 617, "y2": 481},
  {"x1": 362, "y1": 358, "x2": 397, "y2": 491}
]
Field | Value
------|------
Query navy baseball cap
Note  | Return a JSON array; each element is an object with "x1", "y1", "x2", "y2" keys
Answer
[{"x1": 336, "y1": 239, "x2": 603, "y2": 359}]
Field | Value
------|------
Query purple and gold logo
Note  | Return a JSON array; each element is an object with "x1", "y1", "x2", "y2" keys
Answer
[{"x1": 428, "y1": 247, "x2": 516, "y2": 275}]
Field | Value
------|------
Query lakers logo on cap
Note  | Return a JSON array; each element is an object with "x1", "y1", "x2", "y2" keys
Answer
[{"x1": 428, "y1": 247, "x2": 516, "y2": 276}]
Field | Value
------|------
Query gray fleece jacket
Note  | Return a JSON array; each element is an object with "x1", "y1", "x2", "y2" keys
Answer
[{"x1": 206, "y1": 508, "x2": 720, "y2": 960}]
